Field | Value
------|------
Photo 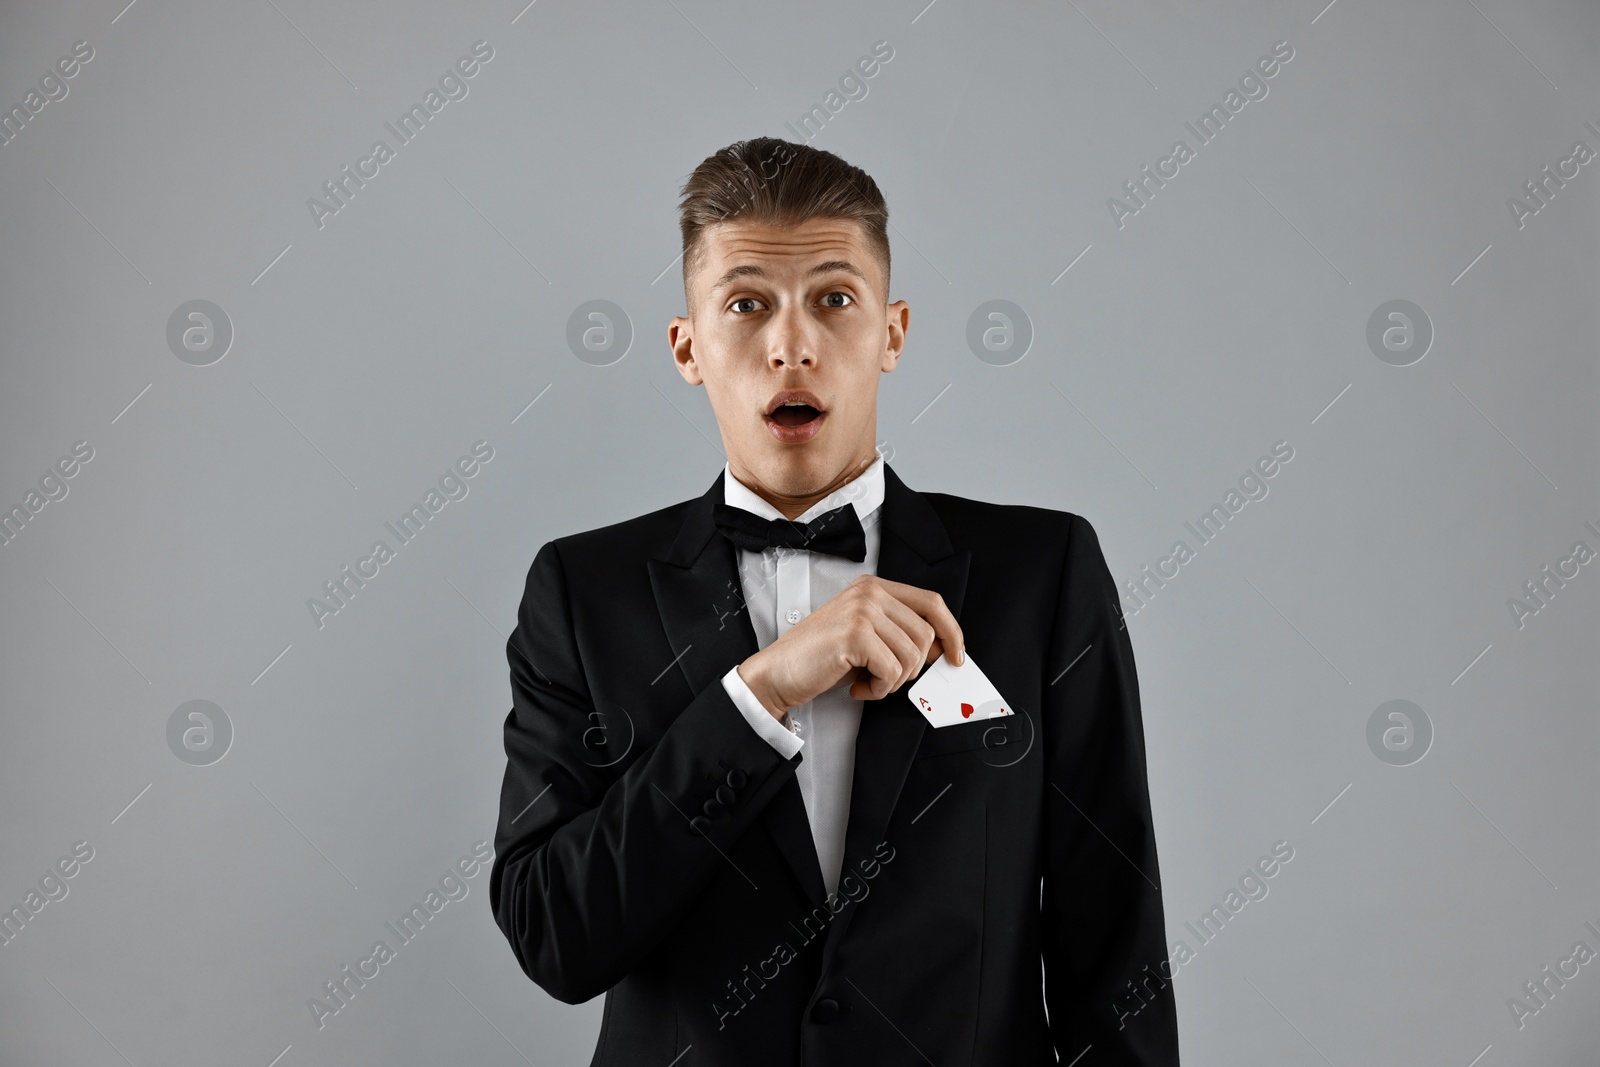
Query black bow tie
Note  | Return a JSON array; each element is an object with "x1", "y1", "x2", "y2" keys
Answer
[{"x1": 712, "y1": 501, "x2": 867, "y2": 563}]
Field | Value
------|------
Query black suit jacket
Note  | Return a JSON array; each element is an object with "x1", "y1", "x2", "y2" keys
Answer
[{"x1": 489, "y1": 463, "x2": 1179, "y2": 1065}]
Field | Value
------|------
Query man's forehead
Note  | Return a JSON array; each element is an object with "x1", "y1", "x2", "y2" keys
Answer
[
  {"x1": 701, "y1": 217, "x2": 867, "y2": 255},
  {"x1": 694, "y1": 218, "x2": 879, "y2": 295}
]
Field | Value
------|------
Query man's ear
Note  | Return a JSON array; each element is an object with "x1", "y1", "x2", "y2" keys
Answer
[
  {"x1": 669, "y1": 316, "x2": 703, "y2": 385},
  {"x1": 881, "y1": 300, "x2": 909, "y2": 373}
]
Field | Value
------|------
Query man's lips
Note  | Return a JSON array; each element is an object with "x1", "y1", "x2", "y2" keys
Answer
[
  {"x1": 767, "y1": 403, "x2": 822, "y2": 428},
  {"x1": 764, "y1": 389, "x2": 826, "y2": 416},
  {"x1": 763, "y1": 406, "x2": 826, "y2": 443}
]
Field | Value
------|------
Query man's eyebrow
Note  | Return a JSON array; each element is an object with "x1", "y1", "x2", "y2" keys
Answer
[{"x1": 706, "y1": 259, "x2": 870, "y2": 296}]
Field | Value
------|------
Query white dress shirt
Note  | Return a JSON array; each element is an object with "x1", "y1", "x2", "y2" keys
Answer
[{"x1": 718, "y1": 454, "x2": 885, "y2": 899}]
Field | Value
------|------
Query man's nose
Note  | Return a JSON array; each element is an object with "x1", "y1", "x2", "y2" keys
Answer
[{"x1": 768, "y1": 304, "x2": 817, "y2": 367}]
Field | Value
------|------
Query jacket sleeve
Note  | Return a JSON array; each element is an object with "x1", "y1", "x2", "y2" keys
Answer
[
  {"x1": 487, "y1": 539, "x2": 801, "y2": 1004},
  {"x1": 1041, "y1": 514, "x2": 1180, "y2": 1063}
]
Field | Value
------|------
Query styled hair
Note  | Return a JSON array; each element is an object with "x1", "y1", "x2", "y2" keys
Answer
[{"x1": 677, "y1": 137, "x2": 891, "y2": 304}]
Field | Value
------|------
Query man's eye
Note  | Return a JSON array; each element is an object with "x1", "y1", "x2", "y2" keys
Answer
[
  {"x1": 730, "y1": 298, "x2": 763, "y2": 314},
  {"x1": 820, "y1": 292, "x2": 853, "y2": 309}
]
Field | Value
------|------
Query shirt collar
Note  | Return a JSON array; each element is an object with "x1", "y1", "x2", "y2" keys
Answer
[{"x1": 723, "y1": 453, "x2": 886, "y2": 526}]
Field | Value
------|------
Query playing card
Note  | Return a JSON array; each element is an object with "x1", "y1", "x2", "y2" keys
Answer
[{"x1": 906, "y1": 650, "x2": 1013, "y2": 728}]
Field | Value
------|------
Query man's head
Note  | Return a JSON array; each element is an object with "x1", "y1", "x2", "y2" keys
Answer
[{"x1": 669, "y1": 138, "x2": 908, "y2": 519}]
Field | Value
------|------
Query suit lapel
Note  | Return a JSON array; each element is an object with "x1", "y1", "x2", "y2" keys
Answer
[
  {"x1": 648, "y1": 463, "x2": 972, "y2": 923},
  {"x1": 821, "y1": 464, "x2": 970, "y2": 957},
  {"x1": 648, "y1": 469, "x2": 829, "y2": 907}
]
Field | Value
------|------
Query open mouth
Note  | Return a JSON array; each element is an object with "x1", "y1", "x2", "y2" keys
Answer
[{"x1": 767, "y1": 403, "x2": 822, "y2": 428}]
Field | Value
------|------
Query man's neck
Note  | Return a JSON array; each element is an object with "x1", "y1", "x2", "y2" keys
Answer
[{"x1": 729, "y1": 449, "x2": 879, "y2": 521}]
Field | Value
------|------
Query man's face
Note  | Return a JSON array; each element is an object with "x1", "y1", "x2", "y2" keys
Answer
[{"x1": 669, "y1": 216, "x2": 908, "y2": 510}]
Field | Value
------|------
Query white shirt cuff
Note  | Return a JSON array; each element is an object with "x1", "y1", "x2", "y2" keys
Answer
[{"x1": 722, "y1": 664, "x2": 804, "y2": 759}]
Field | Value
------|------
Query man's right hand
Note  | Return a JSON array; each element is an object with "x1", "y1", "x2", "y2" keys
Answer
[{"x1": 737, "y1": 575, "x2": 964, "y2": 720}]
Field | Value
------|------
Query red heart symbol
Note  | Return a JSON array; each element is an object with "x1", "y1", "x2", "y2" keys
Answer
[{"x1": 960, "y1": 702, "x2": 975, "y2": 719}]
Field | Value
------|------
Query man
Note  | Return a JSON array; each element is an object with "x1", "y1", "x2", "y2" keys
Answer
[{"x1": 489, "y1": 137, "x2": 1179, "y2": 1065}]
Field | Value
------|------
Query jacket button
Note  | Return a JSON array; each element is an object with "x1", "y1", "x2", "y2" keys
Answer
[
  {"x1": 810, "y1": 997, "x2": 841, "y2": 1024},
  {"x1": 702, "y1": 798, "x2": 725, "y2": 818},
  {"x1": 715, "y1": 785, "x2": 736, "y2": 808},
  {"x1": 690, "y1": 815, "x2": 711, "y2": 835},
  {"x1": 725, "y1": 768, "x2": 747, "y2": 791}
]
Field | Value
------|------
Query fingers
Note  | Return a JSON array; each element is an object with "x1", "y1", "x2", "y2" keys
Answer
[
  {"x1": 851, "y1": 628, "x2": 906, "y2": 701},
  {"x1": 859, "y1": 577, "x2": 964, "y2": 667},
  {"x1": 917, "y1": 589, "x2": 965, "y2": 666},
  {"x1": 857, "y1": 588, "x2": 945, "y2": 695},
  {"x1": 863, "y1": 594, "x2": 934, "y2": 683},
  {"x1": 869, "y1": 609, "x2": 926, "y2": 693},
  {"x1": 831, "y1": 576, "x2": 966, "y2": 701}
]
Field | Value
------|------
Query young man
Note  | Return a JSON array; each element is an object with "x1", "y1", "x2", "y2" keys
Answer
[{"x1": 489, "y1": 137, "x2": 1180, "y2": 1065}]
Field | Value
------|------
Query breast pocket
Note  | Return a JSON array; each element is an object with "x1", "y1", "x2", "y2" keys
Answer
[{"x1": 914, "y1": 712, "x2": 1026, "y2": 759}]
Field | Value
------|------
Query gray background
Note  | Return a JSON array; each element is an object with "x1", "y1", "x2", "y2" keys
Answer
[{"x1": 1, "y1": 0, "x2": 1596, "y2": 1063}]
